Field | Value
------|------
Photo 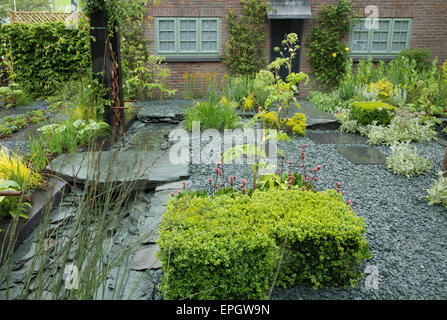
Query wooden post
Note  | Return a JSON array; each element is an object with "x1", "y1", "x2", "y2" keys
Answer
[
  {"x1": 88, "y1": 0, "x2": 124, "y2": 145},
  {"x1": 9, "y1": 11, "x2": 14, "y2": 23},
  {"x1": 442, "y1": 146, "x2": 447, "y2": 177}
]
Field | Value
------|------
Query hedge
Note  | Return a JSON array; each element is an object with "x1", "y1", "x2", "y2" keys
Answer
[
  {"x1": 158, "y1": 189, "x2": 370, "y2": 300},
  {"x1": 350, "y1": 100, "x2": 396, "y2": 126},
  {"x1": 0, "y1": 21, "x2": 91, "y2": 97}
]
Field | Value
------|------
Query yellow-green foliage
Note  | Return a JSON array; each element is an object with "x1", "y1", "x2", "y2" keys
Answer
[
  {"x1": 284, "y1": 113, "x2": 307, "y2": 136},
  {"x1": 0, "y1": 149, "x2": 42, "y2": 190},
  {"x1": 158, "y1": 189, "x2": 370, "y2": 300},
  {"x1": 370, "y1": 78, "x2": 394, "y2": 102},
  {"x1": 262, "y1": 111, "x2": 281, "y2": 129},
  {"x1": 350, "y1": 100, "x2": 396, "y2": 126}
]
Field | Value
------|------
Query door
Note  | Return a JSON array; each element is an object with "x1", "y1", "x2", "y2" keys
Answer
[{"x1": 270, "y1": 19, "x2": 303, "y2": 81}]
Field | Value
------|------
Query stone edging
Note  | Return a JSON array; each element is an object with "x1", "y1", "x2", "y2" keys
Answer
[{"x1": 0, "y1": 177, "x2": 68, "y2": 253}]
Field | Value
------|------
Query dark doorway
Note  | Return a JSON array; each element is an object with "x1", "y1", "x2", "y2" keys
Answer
[{"x1": 270, "y1": 19, "x2": 303, "y2": 81}]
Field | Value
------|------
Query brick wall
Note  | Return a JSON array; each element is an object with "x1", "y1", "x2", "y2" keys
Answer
[{"x1": 146, "y1": 0, "x2": 447, "y2": 97}]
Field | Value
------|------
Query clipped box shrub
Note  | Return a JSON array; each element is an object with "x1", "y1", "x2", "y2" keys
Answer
[
  {"x1": 284, "y1": 112, "x2": 307, "y2": 136},
  {"x1": 350, "y1": 101, "x2": 396, "y2": 126},
  {"x1": 158, "y1": 189, "x2": 370, "y2": 299}
]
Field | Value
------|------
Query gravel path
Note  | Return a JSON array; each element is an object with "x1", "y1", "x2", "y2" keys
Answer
[{"x1": 188, "y1": 129, "x2": 447, "y2": 300}]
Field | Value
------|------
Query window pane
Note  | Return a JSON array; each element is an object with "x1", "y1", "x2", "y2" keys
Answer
[
  {"x1": 399, "y1": 32, "x2": 407, "y2": 41},
  {"x1": 180, "y1": 20, "x2": 196, "y2": 31},
  {"x1": 166, "y1": 21, "x2": 175, "y2": 31},
  {"x1": 160, "y1": 41, "x2": 175, "y2": 51},
  {"x1": 379, "y1": 21, "x2": 390, "y2": 31},
  {"x1": 179, "y1": 20, "x2": 197, "y2": 52},
  {"x1": 201, "y1": 20, "x2": 219, "y2": 52},
  {"x1": 180, "y1": 20, "x2": 188, "y2": 30}
]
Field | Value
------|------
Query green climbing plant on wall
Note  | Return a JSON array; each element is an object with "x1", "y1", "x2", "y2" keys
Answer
[
  {"x1": 306, "y1": 0, "x2": 357, "y2": 88},
  {"x1": 225, "y1": 0, "x2": 270, "y2": 76}
]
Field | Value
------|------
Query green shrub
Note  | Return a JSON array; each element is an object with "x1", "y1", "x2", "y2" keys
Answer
[
  {"x1": 225, "y1": 0, "x2": 270, "y2": 76},
  {"x1": 385, "y1": 142, "x2": 432, "y2": 178},
  {"x1": 308, "y1": 91, "x2": 344, "y2": 113},
  {"x1": 335, "y1": 109, "x2": 360, "y2": 133},
  {"x1": 0, "y1": 21, "x2": 90, "y2": 97},
  {"x1": 306, "y1": 0, "x2": 356, "y2": 87},
  {"x1": 396, "y1": 48, "x2": 432, "y2": 74},
  {"x1": 350, "y1": 101, "x2": 396, "y2": 126},
  {"x1": 262, "y1": 111, "x2": 280, "y2": 129},
  {"x1": 424, "y1": 171, "x2": 447, "y2": 209},
  {"x1": 158, "y1": 189, "x2": 370, "y2": 299},
  {"x1": 366, "y1": 116, "x2": 437, "y2": 145},
  {"x1": 284, "y1": 112, "x2": 307, "y2": 136},
  {"x1": 185, "y1": 100, "x2": 239, "y2": 131}
]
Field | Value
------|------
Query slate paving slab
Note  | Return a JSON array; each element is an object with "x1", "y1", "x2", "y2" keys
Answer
[
  {"x1": 335, "y1": 146, "x2": 387, "y2": 164},
  {"x1": 131, "y1": 245, "x2": 162, "y2": 271},
  {"x1": 135, "y1": 99, "x2": 187, "y2": 123},
  {"x1": 48, "y1": 150, "x2": 189, "y2": 191},
  {"x1": 307, "y1": 132, "x2": 368, "y2": 145}
]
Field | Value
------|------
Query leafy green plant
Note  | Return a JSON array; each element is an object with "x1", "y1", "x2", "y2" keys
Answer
[
  {"x1": 64, "y1": 78, "x2": 110, "y2": 122},
  {"x1": 0, "y1": 178, "x2": 29, "y2": 219},
  {"x1": 350, "y1": 101, "x2": 396, "y2": 126},
  {"x1": 283, "y1": 113, "x2": 307, "y2": 136},
  {"x1": 158, "y1": 189, "x2": 370, "y2": 299},
  {"x1": 306, "y1": 0, "x2": 356, "y2": 88},
  {"x1": 366, "y1": 116, "x2": 437, "y2": 145},
  {"x1": 0, "y1": 21, "x2": 91, "y2": 97},
  {"x1": 424, "y1": 171, "x2": 447, "y2": 208},
  {"x1": 354, "y1": 84, "x2": 379, "y2": 102},
  {"x1": 124, "y1": 54, "x2": 176, "y2": 103},
  {"x1": 184, "y1": 100, "x2": 239, "y2": 131},
  {"x1": 308, "y1": 90, "x2": 344, "y2": 113},
  {"x1": 397, "y1": 48, "x2": 432, "y2": 74},
  {"x1": 0, "y1": 148, "x2": 42, "y2": 191},
  {"x1": 36, "y1": 118, "x2": 110, "y2": 157},
  {"x1": 265, "y1": 33, "x2": 309, "y2": 121},
  {"x1": 336, "y1": 109, "x2": 360, "y2": 133},
  {"x1": 385, "y1": 142, "x2": 431, "y2": 178},
  {"x1": 225, "y1": 0, "x2": 270, "y2": 76}
]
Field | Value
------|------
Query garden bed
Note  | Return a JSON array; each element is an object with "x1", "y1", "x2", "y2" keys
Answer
[{"x1": 186, "y1": 129, "x2": 447, "y2": 299}]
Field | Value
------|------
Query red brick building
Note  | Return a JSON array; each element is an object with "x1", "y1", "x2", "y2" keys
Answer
[{"x1": 145, "y1": 0, "x2": 447, "y2": 96}]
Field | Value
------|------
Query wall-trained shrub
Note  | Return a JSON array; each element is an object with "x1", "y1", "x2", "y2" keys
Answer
[
  {"x1": 158, "y1": 189, "x2": 370, "y2": 299},
  {"x1": 350, "y1": 101, "x2": 396, "y2": 126},
  {"x1": 0, "y1": 21, "x2": 91, "y2": 97}
]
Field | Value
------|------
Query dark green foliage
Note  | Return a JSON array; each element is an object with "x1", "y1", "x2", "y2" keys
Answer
[
  {"x1": 0, "y1": 108, "x2": 55, "y2": 138},
  {"x1": 0, "y1": 21, "x2": 91, "y2": 97},
  {"x1": 225, "y1": 0, "x2": 270, "y2": 76},
  {"x1": 396, "y1": 48, "x2": 432, "y2": 74},
  {"x1": 350, "y1": 101, "x2": 397, "y2": 126},
  {"x1": 306, "y1": 0, "x2": 357, "y2": 88},
  {"x1": 158, "y1": 189, "x2": 370, "y2": 299}
]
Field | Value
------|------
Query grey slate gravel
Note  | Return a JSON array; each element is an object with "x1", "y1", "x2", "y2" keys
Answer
[{"x1": 188, "y1": 129, "x2": 447, "y2": 300}]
